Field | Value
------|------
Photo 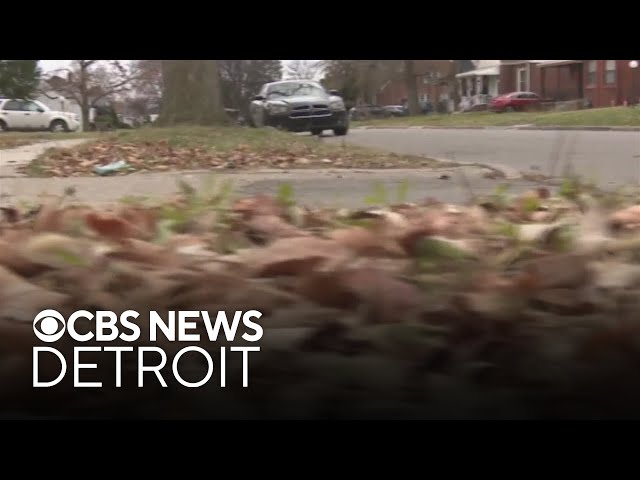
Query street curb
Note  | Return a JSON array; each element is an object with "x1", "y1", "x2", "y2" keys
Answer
[
  {"x1": 516, "y1": 125, "x2": 640, "y2": 131},
  {"x1": 354, "y1": 125, "x2": 640, "y2": 132}
]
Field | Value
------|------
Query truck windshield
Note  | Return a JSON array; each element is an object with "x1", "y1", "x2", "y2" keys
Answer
[{"x1": 267, "y1": 83, "x2": 326, "y2": 98}]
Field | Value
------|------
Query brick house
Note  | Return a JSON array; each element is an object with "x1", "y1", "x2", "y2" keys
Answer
[
  {"x1": 581, "y1": 60, "x2": 638, "y2": 107},
  {"x1": 498, "y1": 60, "x2": 587, "y2": 102},
  {"x1": 498, "y1": 60, "x2": 546, "y2": 95},
  {"x1": 378, "y1": 60, "x2": 640, "y2": 110},
  {"x1": 536, "y1": 61, "x2": 585, "y2": 101},
  {"x1": 499, "y1": 60, "x2": 640, "y2": 107},
  {"x1": 375, "y1": 60, "x2": 458, "y2": 110}
]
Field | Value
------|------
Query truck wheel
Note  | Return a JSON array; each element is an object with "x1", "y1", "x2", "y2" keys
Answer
[
  {"x1": 0, "y1": 120, "x2": 7, "y2": 132},
  {"x1": 333, "y1": 126, "x2": 349, "y2": 136},
  {"x1": 50, "y1": 119, "x2": 69, "y2": 132}
]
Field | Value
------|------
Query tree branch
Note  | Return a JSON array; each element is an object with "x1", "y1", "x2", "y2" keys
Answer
[
  {"x1": 90, "y1": 73, "x2": 142, "y2": 105},
  {"x1": 79, "y1": 60, "x2": 98, "y2": 69}
]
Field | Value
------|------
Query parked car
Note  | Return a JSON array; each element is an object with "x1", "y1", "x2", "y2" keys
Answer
[
  {"x1": 249, "y1": 80, "x2": 349, "y2": 136},
  {"x1": 489, "y1": 92, "x2": 542, "y2": 113},
  {"x1": 350, "y1": 104, "x2": 389, "y2": 121},
  {"x1": 89, "y1": 106, "x2": 122, "y2": 131},
  {"x1": 383, "y1": 105, "x2": 408, "y2": 117},
  {"x1": 0, "y1": 98, "x2": 80, "y2": 132}
]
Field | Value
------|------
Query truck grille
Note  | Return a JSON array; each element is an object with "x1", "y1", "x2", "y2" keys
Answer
[{"x1": 289, "y1": 104, "x2": 331, "y2": 118}]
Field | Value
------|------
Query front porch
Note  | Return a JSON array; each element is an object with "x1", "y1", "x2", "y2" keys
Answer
[{"x1": 455, "y1": 65, "x2": 500, "y2": 111}]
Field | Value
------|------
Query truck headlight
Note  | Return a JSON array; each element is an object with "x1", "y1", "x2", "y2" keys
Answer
[
  {"x1": 329, "y1": 99, "x2": 345, "y2": 111},
  {"x1": 267, "y1": 102, "x2": 289, "y2": 115}
]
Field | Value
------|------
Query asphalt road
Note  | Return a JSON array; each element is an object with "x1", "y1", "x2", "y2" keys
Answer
[{"x1": 327, "y1": 128, "x2": 640, "y2": 187}]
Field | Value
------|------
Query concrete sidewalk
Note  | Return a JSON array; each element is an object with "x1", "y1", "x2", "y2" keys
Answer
[
  {"x1": 0, "y1": 136, "x2": 525, "y2": 208},
  {"x1": 0, "y1": 138, "x2": 92, "y2": 177},
  {"x1": 0, "y1": 166, "x2": 534, "y2": 208}
]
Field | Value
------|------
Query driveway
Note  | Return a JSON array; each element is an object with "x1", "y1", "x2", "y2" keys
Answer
[
  {"x1": 0, "y1": 139, "x2": 92, "y2": 177},
  {"x1": 327, "y1": 128, "x2": 640, "y2": 187}
]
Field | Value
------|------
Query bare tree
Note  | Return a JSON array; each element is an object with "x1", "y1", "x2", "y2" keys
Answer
[
  {"x1": 124, "y1": 60, "x2": 163, "y2": 120},
  {"x1": 284, "y1": 60, "x2": 323, "y2": 80},
  {"x1": 404, "y1": 60, "x2": 420, "y2": 115},
  {"x1": 132, "y1": 59, "x2": 163, "y2": 100},
  {"x1": 157, "y1": 60, "x2": 227, "y2": 126},
  {"x1": 322, "y1": 60, "x2": 403, "y2": 105},
  {"x1": 219, "y1": 60, "x2": 282, "y2": 114},
  {"x1": 44, "y1": 60, "x2": 142, "y2": 131}
]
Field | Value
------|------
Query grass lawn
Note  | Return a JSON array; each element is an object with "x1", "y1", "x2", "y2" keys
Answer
[
  {"x1": 23, "y1": 125, "x2": 452, "y2": 177},
  {"x1": 353, "y1": 107, "x2": 640, "y2": 128},
  {"x1": 0, "y1": 131, "x2": 95, "y2": 150}
]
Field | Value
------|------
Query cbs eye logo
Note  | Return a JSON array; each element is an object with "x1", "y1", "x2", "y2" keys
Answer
[{"x1": 33, "y1": 310, "x2": 66, "y2": 342}]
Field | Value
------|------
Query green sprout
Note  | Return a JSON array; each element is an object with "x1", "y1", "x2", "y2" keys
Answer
[
  {"x1": 276, "y1": 183, "x2": 296, "y2": 208},
  {"x1": 364, "y1": 181, "x2": 389, "y2": 206},
  {"x1": 395, "y1": 180, "x2": 410, "y2": 204}
]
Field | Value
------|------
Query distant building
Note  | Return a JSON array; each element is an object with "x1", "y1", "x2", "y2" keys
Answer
[
  {"x1": 375, "y1": 60, "x2": 457, "y2": 112},
  {"x1": 534, "y1": 60, "x2": 639, "y2": 107}
]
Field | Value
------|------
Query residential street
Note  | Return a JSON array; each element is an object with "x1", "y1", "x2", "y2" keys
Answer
[{"x1": 329, "y1": 128, "x2": 640, "y2": 187}]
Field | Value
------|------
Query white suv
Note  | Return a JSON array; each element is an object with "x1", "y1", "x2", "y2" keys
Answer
[{"x1": 0, "y1": 98, "x2": 80, "y2": 132}]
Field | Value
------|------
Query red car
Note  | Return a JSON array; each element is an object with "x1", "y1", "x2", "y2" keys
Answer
[{"x1": 489, "y1": 92, "x2": 541, "y2": 113}]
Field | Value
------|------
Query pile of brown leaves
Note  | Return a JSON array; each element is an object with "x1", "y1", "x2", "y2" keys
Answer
[
  {"x1": 20, "y1": 140, "x2": 438, "y2": 177},
  {"x1": 2, "y1": 187, "x2": 640, "y2": 418}
]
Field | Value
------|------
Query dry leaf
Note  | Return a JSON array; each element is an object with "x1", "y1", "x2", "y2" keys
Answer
[
  {"x1": 246, "y1": 237, "x2": 350, "y2": 277},
  {"x1": 118, "y1": 206, "x2": 157, "y2": 239},
  {"x1": 85, "y1": 212, "x2": 148, "y2": 240},
  {"x1": 33, "y1": 202, "x2": 64, "y2": 232},
  {"x1": 105, "y1": 239, "x2": 179, "y2": 267},
  {"x1": 0, "y1": 266, "x2": 69, "y2": 322},
  {"x1": 232, "y1": 194, "x2": 284, "y2": 219},
  {"x1": 523, "y1": 253, "x2": 590, "y2": 290},
  {"x1": 20, "y1": 233, "x2": 94, "y2": 269},
  {"x1": 0, "y1": 207, "x2": 20, "y2": 223},
  {"x1": 531, "y1": 288, "x2": 596, "y2": 315},
  {"x1": 609, "y1": 205, "x2": 640, "y2": 231},
  {"x1": 328, "y1": 227, "x2": 406, "y2": 258},
  {"x1": 244, "y1": 214, "x2": 309, "y2": 243},
  {"x1": 340, "y1": 268, "x2": 423, "y2": 322},
  {"x1": 0, "y1": 239, "x2": 50, "y2": 277}
]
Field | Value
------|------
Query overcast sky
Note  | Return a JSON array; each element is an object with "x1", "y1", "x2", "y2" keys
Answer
[
  {"x1": 39, "y1": 60, "x2": 299, "y2": 72},
  {"x1": 39, "y1": 60, "x2": 71, "y2": 72}
]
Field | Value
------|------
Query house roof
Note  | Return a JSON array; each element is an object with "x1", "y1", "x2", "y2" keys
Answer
[
  {"x1": 537, "y1": 60, "x2": 584, "y2": 68},
  {"x1": 457, "y1": 60, "x2": 476, "y2": 74},
  {"x1": 456, "y1": 65, "x2": 500, "y2": 78}
]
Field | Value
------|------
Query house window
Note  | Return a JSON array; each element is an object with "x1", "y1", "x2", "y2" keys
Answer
[
  {"x1": 517, "y1": 68, "x2": 527, "y2": 91},
  {"x1": 587, "y1": 60, "x2": 597, "y2": 86},
  {"x1": 605, "y1": 60, "x2": 616, "y2": 84}
]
